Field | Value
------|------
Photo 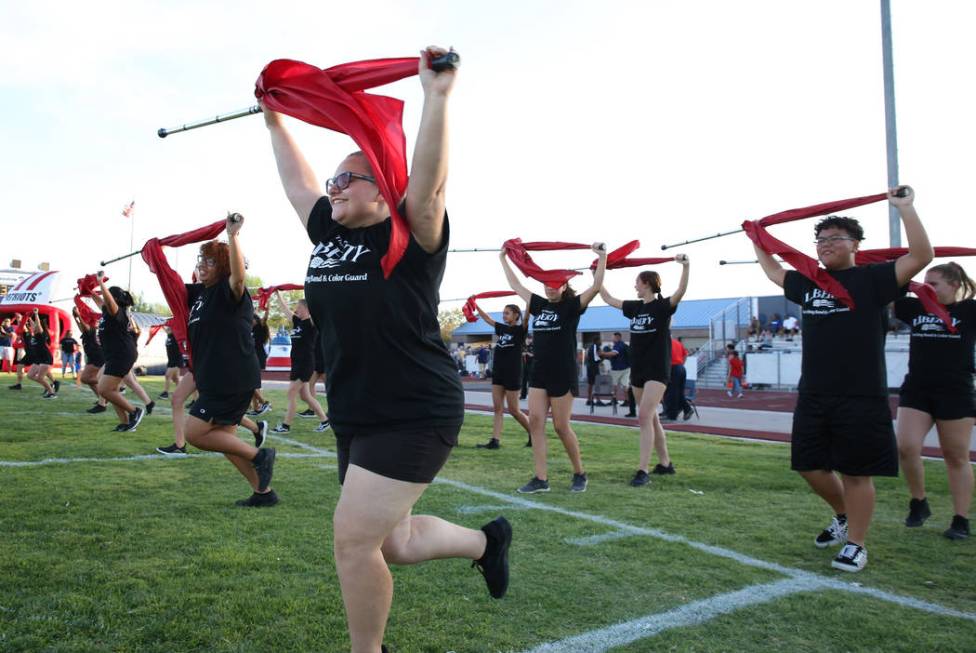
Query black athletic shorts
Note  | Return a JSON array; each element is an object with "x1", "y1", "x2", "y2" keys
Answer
[
  {"x1": 166, "y1": 353, "x2": 183, "y2": 369},
  {"x1": 529, "y1": 366, "x2": 579, "y2": 398},
  {"x1": 335, "y1": 424, "x2": 461, "y2": 484},
  {"x1": 586, "y1": 365, "x2": 600, "y2": 385},
  {"x1": 899, "y1": 384, "x2": 976, "y2": 421},
  {"x1": 189, "y1": 391, "x2": 252, "y2": 426},
  {"x1": 103, "y1": 354, "x2": 137, "y2": 378},
  {"x1": 255, "y1": 348, "x2": 267, "y2": 371},
  {"x1": 32, "y1": 351, "x2": 53, "y2": 366},
  {"x1": 791, "y1": 393, "x2": 897, "y2": 477},
  {"x1": 492, "y1": 362, "x2": 522, "y2": 392},
  {"x1": 314, "y1": 346, "x2": 325, "y2": 375},
  {"x1": 630, "y1": 366, "x2": 670, "y2": 388},
  {"x1": 85, "y1": 353, "x2": 105, "y2": 368},
  {"x1": 289, "y1": 359, "x2": 313, "y2": 382}
]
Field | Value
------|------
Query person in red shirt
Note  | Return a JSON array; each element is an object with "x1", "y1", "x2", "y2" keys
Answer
[
  {"x1": 727, "y1": 350, "x2": 745, "y2": 398},
  {"x1": 662, "y1": 336, "x2": 692, "y2": 421}
]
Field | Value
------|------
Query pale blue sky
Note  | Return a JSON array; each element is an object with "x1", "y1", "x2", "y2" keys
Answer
[{"x1": 2, "y1": 1, "x2": 974, "y2": 309}]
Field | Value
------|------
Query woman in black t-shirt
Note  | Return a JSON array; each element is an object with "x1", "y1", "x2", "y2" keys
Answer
[
  {"x1": 181, "y1": 215, "x2": 276, "y2": 506},
  {"x1": 72, "y1": 307, "x2": 107, "y2": 413},
  {"x1": 91, "y1": 278, "x2": 144, "y2": 431},
  {"x1": 473, "y1": 302, "x2": 531, "y2": 450},
  {"x1": 263, "y1": 47, "x2": 509, "y2": 650},
  {"x1": 24, "y1": 310, "x2": 57, "y2": 397},
  {"x1": 248, "y1": 308, "x2": 272, "y2": 416},
  {"x1": 161, "y1": 326, "x2": 182, "y2": 399},
  {"x1": 894, "y1": 262, "x2": 976, "y2": 540},
  {"x1": 269, "y1": 292, "x2": 329, "y2": 433},
  {"x1": 600, "y1": 255, "x2": 690, "y2": 487},
  {"x1": 501, "y1": 245, "x2": 609, "y2": 494}
]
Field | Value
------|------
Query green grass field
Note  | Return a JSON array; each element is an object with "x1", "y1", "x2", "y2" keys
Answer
[{"x1": 1, "y1": 372, "x2": 974, "y2": 652}]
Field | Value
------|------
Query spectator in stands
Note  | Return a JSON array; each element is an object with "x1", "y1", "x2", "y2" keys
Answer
[
  {"x1": 783, "y1": 314, "x2": 799, "y2": 340},
  {"x1": 748, "y1": 315, "x2": 761, "y2": 338}
]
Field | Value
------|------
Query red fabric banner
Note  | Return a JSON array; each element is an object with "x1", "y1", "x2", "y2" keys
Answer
[
  {"x1": 145, "y1": 318, "x2": 173, "y2": 346},
  {"x1": 256, "y1": 57, "x2": 420, "y2": 279},
  {"x1": 462, "y1": 291, "x2": 518, "y2": 323},
  {"x1": 140, "y1": 220, "x2": 226, "y2": 363},
  {"x1": 743, "y1": 192, "x2": 891, "y2": 310},
  {"x1": 502, "y1": 238, "x2": 587, "y2": 288},
  {"x1": 254, "y1": 284, "x2": 304, "y2": 311},
  {"x1": 590, "y1": 240, "x2": 674, "y2": 270},
  {"x1": 73, "y1": 273, "x2": 107, "y2": 326}
]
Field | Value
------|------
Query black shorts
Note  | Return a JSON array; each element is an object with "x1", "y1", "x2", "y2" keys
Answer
[
  {"x1": 103, "y1": 354, "x2": 137, "y2": 378},
  {"x1": 791, "y1": 394, "x2": 897, "y2": 477},
  {"x1": 335, "y1": 424, "x2": 461, "y2": 484},
  {"x1": 189, "y1": 391, "x2": 253, "y2": 425},
  {"x1": 289, "y1": 359, "x2": 313, "y2": 382},
  {"x1": 586, "y1": 365, "x2": 600, "y2": 385},
  {"x1": 85, "y1": 353, "x2": 105, "y2": 368},
  {"x1": 492, "y1": 362, "x2": 522, "y2": 391},
  {"x1": 255, "y1": 349, "x2": 267, "y2": 371},
  {"x1": 631, "y1": 367, "x2": 670, "y2": 388},
  {"x1": 899, "y1": 384, "x2": 976, "y2": 421},
  {"x1": 314, "y1": 347, "x2": 325, "y2": 375}
]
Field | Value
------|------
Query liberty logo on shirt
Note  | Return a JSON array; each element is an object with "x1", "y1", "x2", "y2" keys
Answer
[
  {"x1": 188, "y1": 296, "x2": 204, "y2": 325},
  {"x1": 802, "y1": 288, "x2": 850, "y2": 316},
  {"x1": 497, "y1": 333, "x2": 515, "y2": 349},
  {"x1": 630, "y1": 314, "x2": 656, "y2": 333},
  {"x1": 308, "y1": 235, "x2": 371, "y2": 270},
  {"x1": 912, "y1": 314, "x2": 961, "y2": 338},
  {"x1": 533, "y1": 309, "x2": 561, "y2": 332}
]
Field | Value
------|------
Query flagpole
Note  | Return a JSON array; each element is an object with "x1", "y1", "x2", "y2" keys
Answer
[{"x1": 127, "y1": 209, "x2": 134, "y2": 291}]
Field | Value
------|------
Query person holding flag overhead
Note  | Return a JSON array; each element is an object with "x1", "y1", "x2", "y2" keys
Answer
[{"x1": 261, "y1": 47, "x2": 510, "y2": 653}]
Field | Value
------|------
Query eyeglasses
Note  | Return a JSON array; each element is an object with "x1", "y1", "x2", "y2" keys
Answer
[
  {"x1": 196, "y1": 255, "x2": 217, "y2": 267},
  {"x1": 814, "y1": 236, "x2": 857, "y2": 246},
  {"x1": 326, "y1": 171, "x2": 376, "y2": 194}
]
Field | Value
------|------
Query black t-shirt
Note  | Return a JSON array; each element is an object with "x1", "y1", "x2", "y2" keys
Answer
[
  {"x1": 529, "y1": 293, "x2": 584, "y2": 381},
  {"x1": 30, "y1": 331, "x2": 51, "y2": 359},
  {"x1": 81, "y1": 329, "x2": 102, "y2": 361},
  {"x1": 0, "y1": 326, "x2": 12, "y2": 347},
  {"x1": 894, "y1": 297, "x2": 976, "y2": 392},
  {"x1": 98, "y1": 306, "x2": 137, "y2": 362},
  {"x1": 622, "y1": 297, "x2": 676, "y2": 375},
  {"x1": 252, "y1": 321, "x2": 270, "y2": 348},
  {"x1": 59, "y1": 336, "x2": 78, "y2": 354},
  {"x1": 186, "y1": 280, "x2": 261, "y2": 394},
  {"x1": 164, "y1": 333, "x2": 180, "y2": 362},
  {"x1": 289, "y1": 315, "x2": 316, "y2": 366},
  {"x1": 784, "y1": 263, "x2": 901, "y2": 396},
  {"x1": 493, "y1": 322, "x2": 525, "y2": 372},
  {"x1": 304, "y1": 197, "x2": 464, "y2": 433}
]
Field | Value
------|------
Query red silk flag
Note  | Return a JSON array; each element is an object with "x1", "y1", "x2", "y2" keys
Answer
[
  {"x1": 140, "y1": 220, "x2": 227, "y2": 363},
  {"x1": 145, "y1": 318, "x2": 174, "y2": 346},
  {"x1": 256, "y1": 58, "x2": 421, "y2": 279},
  {"x1": 742, "y1": 192, "x2": 890, "y2": 309},
  {"x1": 462, "y1": 291, "x2": 518, "y2": 323},
  {"x1": 254, "y1": 283, "x2": 304, "y2": 311},
  {"x1": 590, "y1": 240, "x2": 673, "y2": 270},
  {"x1": 502, "y1": 238, "x2": 590, "y2": 288},
  {"x1": 856, "y1": 246, "x2": 976, "y2": 333},
  {"x1": 73, "y1": 273, "x2": 108, "y2": 326}
]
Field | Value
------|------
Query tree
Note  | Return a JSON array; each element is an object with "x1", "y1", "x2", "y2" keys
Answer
[{"x1": 438, "y1": 308, "x2": 465, "y2": 344}]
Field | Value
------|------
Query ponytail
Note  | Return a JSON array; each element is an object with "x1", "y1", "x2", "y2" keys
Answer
[{"x1": 930, "y1": 262, "x2": 976, "y2": 301}]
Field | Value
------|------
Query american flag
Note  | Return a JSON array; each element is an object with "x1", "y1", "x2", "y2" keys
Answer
[{"x1": 121, "y1": 200, "x2": 135, "y2": 218}]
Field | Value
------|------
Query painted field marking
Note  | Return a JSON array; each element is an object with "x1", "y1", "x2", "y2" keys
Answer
[
  {"x1": 565, "y1": 531, "x2": 636, "y2": 547},
  {"x1": 0, "y1": 451, "x2": 330, "y2": 468}
]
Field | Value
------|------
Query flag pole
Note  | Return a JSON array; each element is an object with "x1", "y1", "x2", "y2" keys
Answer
[{"x1": 127, "y1": 202, "x2": 135, "y2": 291}]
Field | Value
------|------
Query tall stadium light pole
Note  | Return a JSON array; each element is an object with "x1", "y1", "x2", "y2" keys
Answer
[{"x1": 881, "y1": 0, "x2": 901, "y2": 247}]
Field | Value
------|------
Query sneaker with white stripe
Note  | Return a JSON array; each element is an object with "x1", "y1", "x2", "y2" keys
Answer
[
  {"x1": 814, "y1": 516, "x2": 848, "y2": 549},
  {"x1": 831, "y1": 543, "x2": 867, "y2": 572}
]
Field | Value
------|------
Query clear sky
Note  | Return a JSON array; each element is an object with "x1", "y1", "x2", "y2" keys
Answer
[{"x1": 2, "y1": 0, "x2": 974, "y2": 312}]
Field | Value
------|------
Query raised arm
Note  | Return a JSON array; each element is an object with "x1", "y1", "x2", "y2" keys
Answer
[
  {"x1": 405, "y1": 46, "x2": 458, "y2": 253},
  {"x1": 889, "y1": 186, "x2": 934, "y2": 286},
  {"x1": 225, "y1": 213, "x2": 246, "y2": 301},
  {"x1": 753, "y1": 243, "x2": 786, "y2": 288},
  {"x1": 261, "y1": 104, "x2": 324, "y2": 227},
  {"x1": 499, "y1": 251, "x2": 532, "y2": 303},
  {"x1": 274, "y1": 290, "x2": 294, "y2": 321},
  {"x1": 578, "y1": 243, "x2": 607, "y2": 308},
  {"x1": 96, "y1": 274, "x2": 118, "y2": 315},
  {"x1": 598, "y1": 285, "x2": 624, "y2": 310},
  {"x1": 474, "y1": 303, "x2": 497, "y2": 327},
  {"x1": 670, "y1": 254, "x2": 690, "y2": 307}
]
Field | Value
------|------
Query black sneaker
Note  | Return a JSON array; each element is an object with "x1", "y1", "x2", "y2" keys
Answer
[
  {"x1": 156, "y1": 443, "x2": 187, "y2": 455},
  {"x1": 477, "y1": 438, "x2": 501, "y2": 450},
  {"x1": 256, "y1": 402, "x2": 272, "y2": 416},
  {"x1": 42, "y1": 391, "x2": 57, "y2": 399},
  {"x1": 253, "y1": 448, "x2": 276, "y2": 492},
  {"x1": 254, "y1": 421, "x2": 268, "y2": 448},
  {"x1": 125, "y1": 407, "x2": 145, "y2": 432},
  {"x1": 815, "y1": 515, "x2": 848, "y2": 549},
  {"x1": 624, "y1": 411, "x2": 637, "y2": 418},
  {"x1": 159, "y1": 391, "x2": 170, "y2": 399},
  {"x1": 944, "y1": 515, "x2": 971, "y2": 540},
  {"x1": 652, "y1": 463, "x2": 676, "y2": 475},
  {"x1": 8, "y1": 383, "x2": 22, "y2": 390},
  {"x1": 270, "y1": 423, "x2": 290, "y2": 433},
  {"x1": 53, "y1": 380, "x2": 61, "y2": 393},
  {"x1": 471, "y1": 516, "x2": 512, "y2": 599},
  {"x1": 314, "y1": 420, "x2": 331, "y2": 432},
  {"x1": 630, "y1": 470, "x2": 650, "y2": 487},
  {"x1": 905, "y1": 497, "x2": 932, "y2": 528},
  {"x1": 145, "y1": 401, "x2": 155, "y2": 415},
  {"x1": 297, "y1": 408, "x2": 316, "y2": 418},
  {"x1": 235, "y1": 489, "x2": 279, "y2": 508},
  {"x1": 682, "y1": 406, "x2": 694, "y2": 421},
  {"x1": 524, "y1": 439, "x2": 532, "y2": 448},
  {"x1": 831, "y1": 543, "x2": 867, "y2": 572},
  {"x1": 112, "y1": 423, "x2": 128, "y2": 432},
  {"x1": 516, "y1": 477, "x2": 550, "y2": 494},
  {"x1": 570, "y1": 472, "x2": 588, "y2": 493},
  {"x1": 245, "y1": 408, "x2": 258, "y2": 417},
  {"x1": 87, "y1": 403, "x2": 107, "y2": 414}
]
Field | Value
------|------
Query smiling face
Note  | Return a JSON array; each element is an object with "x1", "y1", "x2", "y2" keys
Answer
[
  {"x1": 924, "y1": 270, "x2": 960, "y2": 305},
  {"x1": 328, "y1": 154, "x2": 387, "y2": 228},
  {"x1": 815, "y1": 226, "x2": 859, "y2": 271},
  {"x1": 502, "y1": 306, "x2": 518, "y2": 325},
  {"x1": 544, "y1": 284, "x2": 566, "y2": 302}
]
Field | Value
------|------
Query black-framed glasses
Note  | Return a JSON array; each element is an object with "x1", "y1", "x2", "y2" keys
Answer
[
  {"x1": 814, "y1": 236, "x2": 857, "y2": 246},
  {"x1": 196, "y1": 255, "x2": 217, "y2": 267},
  {"x1": 326, "y1": 171, "x2": 376, "y2": 194}
]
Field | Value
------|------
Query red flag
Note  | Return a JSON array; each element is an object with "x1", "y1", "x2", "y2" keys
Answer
[
  {"x1": 122, "y1": 201, "x2": 135, "y2": 219},
  {"x1": 462, "y1": 291, "x2": 518, "y2": 323},
  {"x1": 502, "y1": 238, "x2": 589, "y2": 288},
  {"x1": 145, "y1": 318, "x2": 173, "y2": 346},
  {"x1": 73, "y1": 273, "x2": 108, "y2": 326},
  {"x1": 254, "y1": 283, "x2": 305, "y2": 311},
  {"x1": 256, "y1": 57, "x2": 421, "y2": 279},
  {"x1": 590, "y1": 240, "x2": 674, "y2": 270}
]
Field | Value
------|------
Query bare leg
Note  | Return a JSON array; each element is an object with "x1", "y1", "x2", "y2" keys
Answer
[
  {"x1": 284, "y1": 380, "x2": 302, "y2": 425},
  {"x1": 299, "y1": 383, "x2": 327, "y2": 420},
  {"x1": 896, "y1": 407, "x2": 934, "y2": 500},
  {"x1": 550, "y1": 392, "x2": 584, "y2": 475},
  {"x1": 504, "y1": 389, "x2": 530, "y2": 434},
  {"x1": 840, "y1": 474, "x2": 875, "y2": 546},
  {"x1": 98, "y1": 374, "x2": 135, "y2": 420},
  {"x1": 798, "y1": 470, "x2": 846, "y2": 515},
  {"x1": 527, "y1": 388, "x2": 551, "y2": 480},
  {"x1": 171, "y1": 373, "x2": 196, "y2": 448},
  {"x1": 490, "y1": 385, "x2": 505, "y2": 441},
  {"x1": 28, "y1": 365, "x2": 54, "y2": 393},
  {"x1": 123, "y1": 371, "x2": 152, "y2": 405},
  {"x1": 184, "y1": 416, "x2": 261, "y2": 489},
  {"x1": 634, "y1": 381, "x2": 667, "y2": 471},
  {"x1": 937, "y1": 417, "x2": 975, "y2": 517}
]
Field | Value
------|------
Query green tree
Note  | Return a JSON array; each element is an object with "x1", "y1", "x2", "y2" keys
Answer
[{"x1": 439, "y1": 307, "x2": 465, "y2": 344}]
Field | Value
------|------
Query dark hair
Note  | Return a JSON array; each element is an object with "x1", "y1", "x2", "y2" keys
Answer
[
  {"x1": 108, "y1": 286, "x2": 134, "y2": 308},
  {"x1": 504, "y1": 304, "x2": 522, "y2": 322},
  {"x1": 613, "y1": 332, "x2": 622, "y2": 337},
  {"x1": 731, "y1": 351, "x2": 740, "y2": 358},
  {"x1": 297, "y1": 299, "x2": 309, "y2": 309},
  {"x1": 814, "y1": 215, "x2": 864, "y2": 241},
  {"x1": 345, "y1": 151, "x2": 375, "y2": 175},
  {"x1": 637, "y1": 270, "x2": 663, "y2": 297},
  {"x1": 929, "y1": 262, "x2": 976, "y2": 301},
  {"x1": 200, "y1": 240, "x2": 231, "y2": 281}
]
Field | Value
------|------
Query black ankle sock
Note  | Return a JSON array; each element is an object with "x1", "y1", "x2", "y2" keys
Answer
[{"x1": 836, "y1": 513, "x2": 847, "y2": 523}]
